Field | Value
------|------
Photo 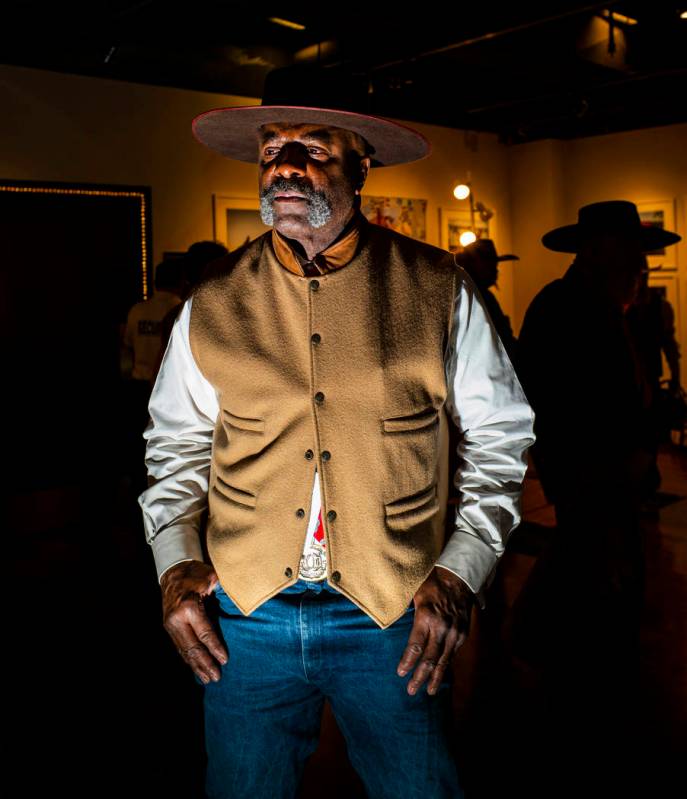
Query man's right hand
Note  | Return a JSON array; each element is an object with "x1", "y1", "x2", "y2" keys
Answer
[{"x1": 160, "y1": 560, "x2": 229, "y2": 684}]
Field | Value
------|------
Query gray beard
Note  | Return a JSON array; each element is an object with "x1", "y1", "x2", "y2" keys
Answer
[{"x1": 260, "y1": 178, "x2": 333, "y2": 229}]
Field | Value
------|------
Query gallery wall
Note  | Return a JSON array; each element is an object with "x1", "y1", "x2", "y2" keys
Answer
[
  {"x1": 1, "y1": 62, "x2": 685, "y2": 387},
  {"x1": 0, "y1": 63, "x2": 514, "y2": 317},
  {"x1": 508, "y1": 124, "x2": 687, "y2": 383}
]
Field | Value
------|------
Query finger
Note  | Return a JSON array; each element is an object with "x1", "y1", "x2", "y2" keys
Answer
[
  {"x1": 397, "y1": 619, "x2": 429, "y2": 678},
  {"x1": 426, "y1": 628, "x2": 460, "y2": 695},
  {"x1": 178, "y1": 639, "x2": 220, "y2": 684},
  {"x1": 165, "y1": 605, "x2": 227, "y2": 682},
  {"x1": 189, "y1": 595, "x2": 230, "y2": 665},
  {"x1": 407, "y1": 632, "x2": 444, "y2": 696}
]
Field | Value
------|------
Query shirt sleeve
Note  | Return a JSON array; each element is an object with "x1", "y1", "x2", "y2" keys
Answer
[
  {"x1": 138, "y1": 295, "x2": 220, "y2": 584},
  {"x1": 435, "y1": 266, "x2": 536, "y2": 610}
]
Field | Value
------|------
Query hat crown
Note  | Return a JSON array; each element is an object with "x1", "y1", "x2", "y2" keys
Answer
[
  {"x1": 576, "y1": 200, "x2": 642, "y2": 234},
  {"x1": 465, "y1": 238, "x2": 498, "y2": 259},
  {"x1": 261, "y1": 65, "x2": 371, "y2": 116}
]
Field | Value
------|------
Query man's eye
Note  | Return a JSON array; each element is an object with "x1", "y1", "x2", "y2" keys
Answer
[
  {"x1": 263, "y1": 148, "x2": 279, "y2": 157},
  {"x1": 308, "y1": 147, "x2": 326, "y2": 155}
]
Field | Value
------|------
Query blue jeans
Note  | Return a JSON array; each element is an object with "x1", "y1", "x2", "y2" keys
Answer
[{"x1": 196, "y1": 578, "x2": 464, "y2": 799}]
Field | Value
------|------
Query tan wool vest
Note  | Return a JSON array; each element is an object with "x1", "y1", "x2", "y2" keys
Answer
[{"x1": 189, "y1": 221, "x2": 458, "y2": 629}]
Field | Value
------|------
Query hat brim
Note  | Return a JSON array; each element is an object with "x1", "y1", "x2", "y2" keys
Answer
[
  {"x1": 496, "y1": 254, "x2": 519, "y2": 261},
  {"x1": 192, "y1": 105, "x2": 430, "y2": 167},
  {"x1": 542, "y1": 224, "x2": 681, "y2": 253}
]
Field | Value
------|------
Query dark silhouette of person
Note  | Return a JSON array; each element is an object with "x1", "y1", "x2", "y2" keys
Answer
[
  {"x1": 455, "y1": 238, "x2": 519, "y2": 361},
  {"x1": 120, "y1": 258, "x2": 184, "y2": 489},
  {"x1": 626, "y1": 257, "x2": 683, "y2": 497},
  {"x1": 513, "y1": 200, "x2": 681, "y2": 792},
  {"x1": 154, "y1": 240, "x2": 228, "y2": 373}
]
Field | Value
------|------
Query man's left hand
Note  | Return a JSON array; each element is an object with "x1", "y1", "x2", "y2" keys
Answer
[{"x1": 396, "y1": 567, "x2": 474, "y2": 696}]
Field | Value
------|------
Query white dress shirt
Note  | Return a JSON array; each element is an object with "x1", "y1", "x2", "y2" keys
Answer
[{"x1": 139, "y1": 267, "x2": 535, "y2": 610}]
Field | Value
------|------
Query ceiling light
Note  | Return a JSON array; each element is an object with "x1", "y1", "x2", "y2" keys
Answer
[
  {"x1": 680, "y1": 10, "x2": 687, "y2": 19},
  {"x1": 269, "y1": 17, "x2": 306, "y2": 30},
  {"x1": 453, "y1": 183, "x2": 471, "y2": 200},
  {"x1": 459, "y1": 231, "x2": 477, "y2": 247}
]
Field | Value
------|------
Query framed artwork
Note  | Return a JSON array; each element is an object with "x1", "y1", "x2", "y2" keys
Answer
[
  {"x1": 361, "y1": 195, "x2": 427, "y2": 241},
  {"x1": 213, "y1": 195, "x2": 270, "y2": 251},
  {"x1": 637, "y1": 200, "x2": 677, "y2": 271},
  {"x1": 439, "y1": 207, "x2": 491, "y2": 253}
]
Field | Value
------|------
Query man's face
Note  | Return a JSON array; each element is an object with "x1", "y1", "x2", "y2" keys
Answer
[
  {"x1": 257, "y1": 123, "x2": 370, "y2": 240},
  {"x1": 471, "y1": 255, "x2": 498, "y2": 288},
  {"x1": 580, "y1": 233, "x2": 645, "y2": 308}
]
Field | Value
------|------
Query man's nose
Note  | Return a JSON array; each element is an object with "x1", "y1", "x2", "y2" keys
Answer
[{"x1": 273, "y1": 143, "x2": 308, "y2": 178}]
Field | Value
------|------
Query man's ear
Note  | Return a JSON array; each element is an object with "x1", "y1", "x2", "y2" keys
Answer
[{"x1": 355, "y1": 156, "x2": 371, "y2": 195}]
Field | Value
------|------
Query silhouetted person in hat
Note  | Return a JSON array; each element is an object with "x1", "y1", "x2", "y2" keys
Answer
[
  {"x1": 456, "y1": 238, "x2": 519, "y2": 362},
  {"x1": 514, "y1": 199, "x2": 681, "y2": 792}
]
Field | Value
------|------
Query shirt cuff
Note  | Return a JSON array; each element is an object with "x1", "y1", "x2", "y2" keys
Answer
[
  {"x1": 150, "y1": 524, "x2": 205, "y2": 584},
  {"x1": 435, "y1": 532, "x2": 500, "y2": 611}
]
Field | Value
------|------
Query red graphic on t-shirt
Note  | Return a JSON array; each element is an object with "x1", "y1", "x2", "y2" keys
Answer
[{"x1": 314, "y1": 509, "x2": 325, "y2": 545}]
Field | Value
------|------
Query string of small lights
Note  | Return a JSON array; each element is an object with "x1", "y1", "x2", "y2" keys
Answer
[{"x1": 0, "y1": 184, "x2": 150, "y2": 299}]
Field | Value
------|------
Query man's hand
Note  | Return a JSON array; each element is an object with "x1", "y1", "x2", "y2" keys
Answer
[
  {"x1": 396, "y1": 567, "x2": 474, "y2": 696},
  {"x1": 160, "y1": 560, "x2": 229, "y2": 684}
]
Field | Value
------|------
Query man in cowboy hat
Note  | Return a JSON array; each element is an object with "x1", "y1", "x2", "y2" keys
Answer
[
  {"x1": 456, "y1": 238, "x2": 519, "y2": 361},
  {"x1": 514, "y1": 200, "x2": 681, "y2": 791},
  {"x1": 139, "y1": 65, "x2": 535, "y2": 799}
]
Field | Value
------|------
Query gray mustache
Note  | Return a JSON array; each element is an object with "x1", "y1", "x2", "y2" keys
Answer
[{"x1": 261, "y1": 177, "x2": 321, "y2": 203}]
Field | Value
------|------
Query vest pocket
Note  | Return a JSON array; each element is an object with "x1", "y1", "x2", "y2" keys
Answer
[
  {"x1": 384, "y1": 481, "x2": 439, "y2": 530},
  {"x1": 222, "y1": 409, "x2": 265, "y2": 434},
  {"x1": 382, "y1": 405, "x2": 439, "y2": 433},
  {"x1": 212, "y1": 474, "x2": 258, "y2": 510}
]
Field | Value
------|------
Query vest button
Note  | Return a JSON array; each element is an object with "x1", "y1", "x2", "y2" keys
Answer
[
  {"x1": 285, "y1": 567, "x2": 293, "y2": 578},
  {"x1": 314, "y1": 391, "x2": 325, "y2": 404},
  {"x1": 296, "y1": 508, "x2": 305, "y2": 518},
  {"x1": 310, "y1": 333, "x2": 321, "y2": 344},
  {"x1": 304, "y1": 449, "x2": 314, "y2": 460},
  {"x1": 331, "y1": 570, "x2": 341, "y2": 583},
  {"x1": 310, "y1": 279, "x2": 320, "y2": 291},
  {"x1": 321, "y1": 450, "x2": 331, "y2": 461},
  {"x1": 327, "y1": 510, "x2": 337, "y2": 522}
]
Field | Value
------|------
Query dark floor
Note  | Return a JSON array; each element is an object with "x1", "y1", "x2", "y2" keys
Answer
[{"x1": 8, "y1": 444, "x2": 686, "y2": 798}]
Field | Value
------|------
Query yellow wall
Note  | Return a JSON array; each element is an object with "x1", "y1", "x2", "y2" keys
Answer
[
  {"x1": 1, "y1": 63, "x2": 685, "y2": 385},
  {"x1": 509, "y1": 124, "x2": 687, "y2": 388},
  {"x1": 0, "y1": 63, "x2": 513, "y2": 313}
]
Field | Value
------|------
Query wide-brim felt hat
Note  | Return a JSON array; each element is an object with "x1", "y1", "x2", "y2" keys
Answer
[
  {"x1": 457, "y1": 238, "x2": 519, "y2": 264},
  {"x1": 192, "y1": 65, "x2": 430, "y2": 167},
  {"x1": 542, "y1": 200, "x2": 681, "y2": 253}
]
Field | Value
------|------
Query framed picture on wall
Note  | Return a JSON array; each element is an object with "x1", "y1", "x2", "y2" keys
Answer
[
  {"x1": 213, "y1": 195, "x2": 270, "y2": 251},
  {"x1": 636, "y1": 200, "x2": 677, "y2": 271},
  {"x1": 439, "y1": 208, "x2": 491, "y2": 253},
  {"x1": 361, "y1": 195, "x2": 427, "y2": 241}
]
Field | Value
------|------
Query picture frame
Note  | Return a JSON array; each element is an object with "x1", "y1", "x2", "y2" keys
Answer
[
  {"x1": 361, "y1": 195, "x2": 427, "y2": 241},
  {"x1": 636, "y1": 200, "x2": 678, "y2": 271},
  {"x1": 213, "y1": 195, "x2": 270, "y2": 251},
  {"x1": 439, "y1": 207, "x2": 491, "y2": 253}
]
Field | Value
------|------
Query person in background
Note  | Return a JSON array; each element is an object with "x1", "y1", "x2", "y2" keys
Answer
[
  {"x1": 455, "y1": 238, "x2": 519, "y2": 362},
  {"x1": 120, "y1": 258, "x2": 183, "y2": 487},
  {"x1": 626, "y1": 257, "x2": 682, "y2": 495},
  {"x1": 514, "y1": 200, "x2": 681, "y2": 793},
  {"x1": 154, "y1": 240, "x2": 228, "y2": 374},
  {"x1": 122, "y1": 258, "x2": 184, "y2": 384}
]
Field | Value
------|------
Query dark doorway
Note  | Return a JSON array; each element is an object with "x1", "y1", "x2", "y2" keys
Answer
[{"x1": 0, "y1": 178, "x2": 151, "y2": 492}]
